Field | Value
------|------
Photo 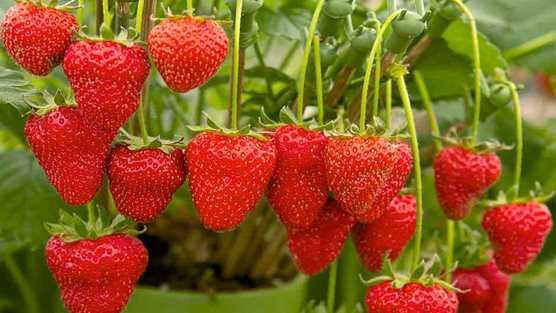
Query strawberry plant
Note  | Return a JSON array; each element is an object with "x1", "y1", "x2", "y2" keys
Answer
[{"x1": 0, "y1": 0, "x2": 555, "y2": 313}]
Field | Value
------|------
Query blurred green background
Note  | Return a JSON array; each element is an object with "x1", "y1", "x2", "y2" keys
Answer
[{"x1": 1, "y1": 0, "x2": 556, "y2": 312}]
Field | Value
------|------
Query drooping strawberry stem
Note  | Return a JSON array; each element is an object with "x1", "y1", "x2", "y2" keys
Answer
[
  {"x1": 135, "y1": 0, "x2": 145, "y2": 33},
  {"x1": 313, "y1": 35, "x2": 325, "y2": 126},
  {"x1": 296, "y1": 0, "x2": 326, "y2": 122},
  {"x1": 327, "y1": 261, "x2": 338, "y2": 313},
  {"x1": 77, "y1": 0, "x2": 85, "y2": 24},
  {"x1": 371, "y1": 39, "x2": 382, "y2": 118},
  {"x1": 385, "y1": 80, "x2": 392, "y2": 129},
  {"x1": 101, "y1": 0, "x2": 113, "y2": 35},
  {"x1": 414, "y1": 70, "x2": 455, "y2": 281},
  {"x1": 186, "y1": 0, "x2": 193, "y2": 15},
  {"x1": 451, "y1": 0, "x2": 481, "y2": 146},
  {"x1": 359, "y1": 11, "x2": 401, "y2": 134},
  {"x1": 230, "y1": 0, "x2": 244, "y2": 130},
  {"x1": 87, "y1": 201, "x2": 96, "y2": 223},
  {"x1": 509, "y1": 83, "x2": 523, "y2": 195},
  {"x1": 395, "y1": 72, "x2": 424, "y2": 272}
]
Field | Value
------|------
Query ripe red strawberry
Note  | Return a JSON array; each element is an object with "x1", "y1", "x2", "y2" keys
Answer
[
  {"x1": 46, "y1": 234, "x2": 148, "y2": 313},
  {"x1": 186, "y1": 132, "x2": 277, "y2": 231},
  {"x1": 267, "y1": 125, "x2": 329, "y2": 229},
  {"x1": 1, "y1": 2, "x2": 78, "y2": 76},
  {"x1": 25, "y1": 106, "x2": 112, "y2": 205},
  {"x1": 107, "y1": 145, "x2": 186, "y2": 223},
  {"x1": 287, "y1": 200, "x2": 356, "y2": 275},
  {"x1": 454, "y1": 260, "x2": 511, "y2": 313},
  {"x1": 148, "y1": 16, "x2": 228, "y2": 93},
  {"x1": 353, "y1": 195, "x2": 416, "y2": 272},
  {"x1": 482, "y1": 201, "x2": 553, "y2": 274},
  {"x1": 366, "y1": 281, "x2": 458, "y2": 313},
  {"x1": 63, "y1": 40, "x2": 150, "y2": 134},
  {"x1": 434, "y1": 146, "x2": 501, "y2": 220},
  {"x1": 325, "y1": 136, "x2": 412, "y2": 223}
]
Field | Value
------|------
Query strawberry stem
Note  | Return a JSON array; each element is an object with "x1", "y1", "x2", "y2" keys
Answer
[
  {"x1": 510, "y1": 83, "x2": 523, "y2": 195},
  {"x1": 359, "y1": 11, "x2": 401, "y2": 134},
  {"x1": 102, "y1": 0, "x2": 112, "y2": 31},
  {"x1": 385, "y1": 80, "x2": 392, "y2": 129},
  {"x1": 77, "y1": 0, "x2": 85, "y2": 25},
  {"x1": 296, "y1": 0, "x2": 326, "y2": 122},
  {"x1": 503, "y1": 30, "x2": 556, "y2": 60},
  {"x1": 136, "y1": 0, "x2": 155, "y2": 144},
  {"x1": 452, "y1": 0, "x2": 481, "y2": 146},
  {"x1": 327, "y1": 261, "x2": 338, "y2": 313},
  {"x1": 87, "y1": 201, "x2": 96, "y2": 223},
  {"x1": 445, "y1": 220, "x2": 455, "y2": 282},
  {"x1": 396, "y1": 74, "x2": 424, "y2": 272},
  {"x1": 135, "y1": 0, "x2": 145, "y2": 33},
  {"x1": 371, "y1": 40, "x2": 383, "y2": 118},
  {"x1": 230, "y1": 0, "x2": 244, "y2": 130},
  {"x1": 187, "y1": 0, "x2": 193, "y2": 15},
  {"x1": 313, "y1": 35, "x2": 325, "y2": 126}
]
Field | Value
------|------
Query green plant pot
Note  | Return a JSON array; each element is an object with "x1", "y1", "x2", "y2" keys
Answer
[{"x1": 124, "y1": 275, "x2": 309, "y2": 313}]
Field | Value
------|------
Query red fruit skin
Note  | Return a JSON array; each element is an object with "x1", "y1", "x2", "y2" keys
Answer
[
  {"x1": 186, "y1": 132, "x2": 277, "y2": 231},
  {"x1": 148, "y1": 16, "x2": 228, "y2": 93},
  {"x1": 267, "y1": 125, "x2": 329, "y2": 229},
  {"x1": 454, "y1": 260, "x2": 511, "y2": 313},
  {"x1": 434, "y1": 146, "x2": 501, "y2": 220},
  {"x1": 107, "y1": 146, "x2": 186, "y2": 223},
  {"x1": 287, "y1": 200, "x2": 356, "y2": 275},
  {"x1": 353, "y1": 195, "x2": 417, "y2": 272},
  {"x1": 1, "y1": 3, "x2": 77, "y2": 76},
  {"x1": 45, "y1": 234, "x2": 148, "y2": 313},
  {"x1": 63, "y1": 40, "x2": 150, "y2": 134},
  {"x1": 325, "y1": 137, "x2": 412, "y2": 223},
  {"x1": 366, "y1": 281, "x2": 459, "y2": 313},
  {"x1": 482, "y1": 201, "x2": 553, "y2": 274},
  {"x1": 25, "y1": 107, "x2": 112, "y2": 205}
]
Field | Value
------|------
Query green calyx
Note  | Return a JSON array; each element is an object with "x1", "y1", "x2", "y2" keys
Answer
[
  {"x1": 437, "y1": 128, "x2": 513, "y2": 154},
  {"x1": 116, "y1": 129, "x2": 184, "y2": 154},
  {"x1": 188, "y1": 112, "x2": 268, "y2": 141},
  {"x1": 385, "y1": 11, "x2": 426, "y2": 54},
  {"x1": 361, "y1": 255, "x2": 460, "y2": 292},
  {"x1": 24, "y1": 90, "x2": 74, "y2": 116},
  {"x1": 326, "y1": 116, "x2": 408, "y2": 140},
  {"x1": 481, "y1": 182, "x2": 556, "y2": 208},
  {"x1": 428, "y1": 0, "x2": 463, "y2": 37},
  {"x1": 345, "y1": 26, "x2": 377, "y2": 68},
  {"x1": 258, "y1": 107, "x2": 335, "y2": 131},
  {"x1": 45, "y1": 209, "x2": 143, "y2": 243},
  {"x1": 452, "y1": 222, "x2": 491, "y2": 269},
  {"x1": 17, "y1": 0, "x2": 82, "y2": 12},
  {"x1": 77, "y1": 27, "x2": 142, "y2": 48},
  {"x1": 318, "y1": 0, "x2": 353, "y2": 38}
]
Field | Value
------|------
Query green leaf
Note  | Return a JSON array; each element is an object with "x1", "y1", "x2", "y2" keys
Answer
[
  {"x1": 257, "y1": 5, "x2": 311, "y2": 41},
  {"x1": 469, "y1": 0, "x2": 556, "y2": 72},
  {"x1": 442, "y1": 20, "x2": 508, "y2": 75},
  {"x1": 0, "y1": 151, "x2": 73, "y2": 248}
]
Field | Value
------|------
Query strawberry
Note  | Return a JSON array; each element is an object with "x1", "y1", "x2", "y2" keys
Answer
[
  {"x1": 482, "y1": 201, "x2": 553, "y2": 274},
  {"x1": 25, "y1": 106, "x2": 112, "y2": 205},
  {"x1": 454, "y1": 260, "x2": 511, "y2": 313},
  {"x1": 148, "y1": 16, "x2": 228, "y2": 93},
  {"x1": 46, "y1": 234, "x2": 148, "y2": 313},
  {"x1": 107, "y1": 145, "x2": 186, "y2": 223},
  {"x1": 1, "y1": 2, "x2": 78, "y2": 76},
  {"x1": 366, "y1": 281, "x2": 458, "y2": 313},
  {"x1": 63, "y1": 40, "x2": 150, "y2": 134},
  {"x1": 353, "y1": 194, "x2": 416, "y2": 272},
  {"x1": 325, "y1": 136, "x2": 412, "y2": 223},
  {"x1": 287, "y1": 200, "x2": 356, "y2": 275},
  {"x1": 434, "y1": 146, "x2": 501, "y2": 220},
  {"x1": 186, "y1": 132, "x2": 277, "y2": 231},
  {"x1": 267, "y1": 125, "x2": 329, "y2": 229}
]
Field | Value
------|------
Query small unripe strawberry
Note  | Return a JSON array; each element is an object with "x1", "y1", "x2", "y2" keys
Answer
[{"x1": 1, "y1": 3, "x2": 78, "y2": 75}]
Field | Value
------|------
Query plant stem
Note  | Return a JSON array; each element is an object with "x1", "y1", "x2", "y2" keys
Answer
[
  {"x1": 504, "y1": 31, "x2": 556, "y2": 60},
  {"x1": 77, "y1": 0, "x2": 85, "y2": 25},
  {"x1": 102, "y1": 0, "x2": 112, "y2": 28},
  {"x1": 327, "y1": 261, "x2": 338, "y2": 313},
  {"x1": 414, "y1": 0, "x2": 424, "y2": 15},
  {"x1": 254, "y1": 39, "x2": 275, "y2": 101},
  {"x1": 87, "y1": 201, "x2": 95, "y2": 222},
  {"x1": 326, "y1": 66, "x2": 355, "y2": 107},
  {"x1": 313, "y1": 35, "x2": 325, "y2": 125},
  {"x1": 371, "y1": 44, "x2": 382, "y2": 118},
  {"x1": 187, "y1": 0, "x2": 193, "y2": 14},
  {"x1": 96, "y1": 0, "x2": 104, "y2": 35},
  {"x1": 135, "y1": 0, "x2": 145, "y2": 33},
  {"x1": 5, "y1": 255, "x2": 39, "y2": 313},
  {"x1": 297, "y1": 0, "x2": 326, "y2": 121},
  {"x1": 230, "y1": 0, "x2": 244, "y2": 130},
  {"x1": 452, "y1": 0, "x2": 481, "y2": 145},
  {"x1": 396, "y1": 75, "x2": 423, "y2": 271},
  {"x1": 414, "y1": 70, "x2": 442, "y2": 153},
  {"x1": 359, "y1": 11, "x2": 401, "y2": 134},
  {"x1": 385, "y1": 80, "x2": 392, "y2": 129},
  {"x1": 510, "y1": 84, "x2": 523, "y2": 195},
  {"x1": 136, "y1": 0, "x2": 155, "y2": 143},
  {"x1": 445, "y1": 220, "x2": 455, "y2": 282}
]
